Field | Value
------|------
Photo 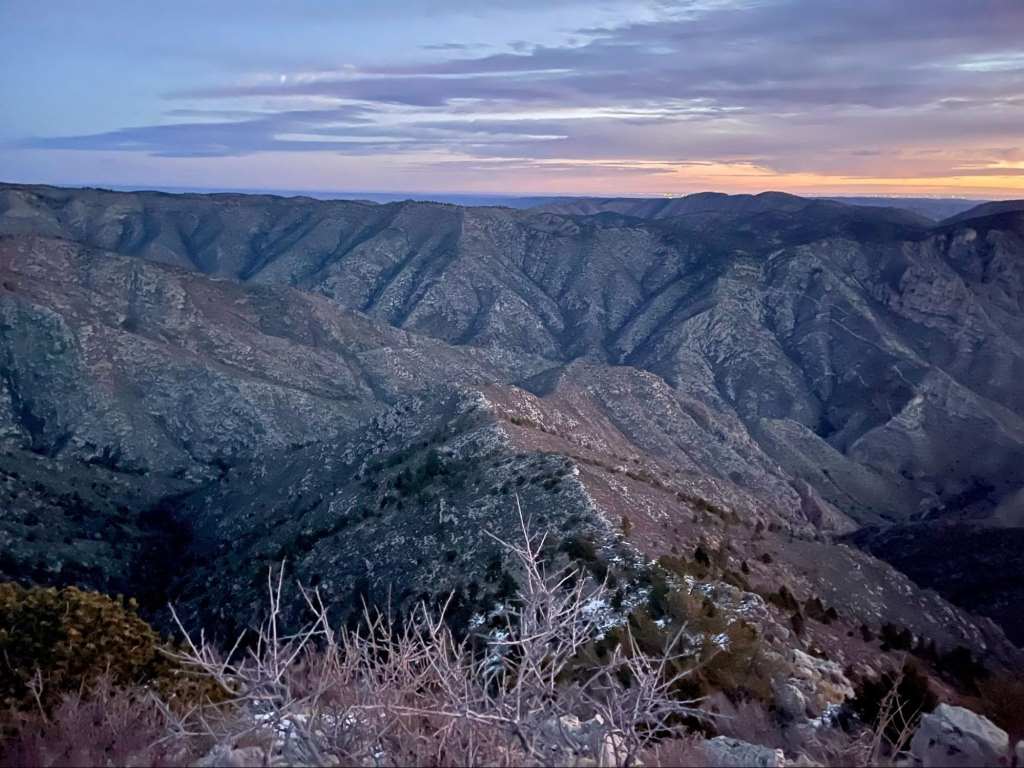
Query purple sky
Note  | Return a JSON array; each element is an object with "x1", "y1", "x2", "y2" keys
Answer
[{"x1": 1, "y1": 1, "x2": 1023, "y2": 197}]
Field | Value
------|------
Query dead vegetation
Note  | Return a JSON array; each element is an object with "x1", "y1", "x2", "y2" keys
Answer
[{"x1": 2, "y1": 503, "x2": 1012, "y2": 767}]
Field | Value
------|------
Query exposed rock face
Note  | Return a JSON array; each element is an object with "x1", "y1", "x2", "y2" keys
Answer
[
  {"x1": 4, "y1": 184, "x2": 1022, "y2": 530},
  {"x1": 703, "y1": 736, "x2": 786, "y2": 767},
  {"x1": 0, "y1": 234, "x2": 547, "y2": 481},
  {"x1": 910, "y1": 704, "x2": 1010, "y2": 767},
  {"x1": 1, "y1": 184, "x2": 1023, "y2": 662},
  {"x1": 170, "y1": 386, "x2": 618, "y2": 635}
]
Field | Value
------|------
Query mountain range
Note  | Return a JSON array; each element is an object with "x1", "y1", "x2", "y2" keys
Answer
[{"x1": 1, "y1": 182, "x2": 1022, "y2": 662}]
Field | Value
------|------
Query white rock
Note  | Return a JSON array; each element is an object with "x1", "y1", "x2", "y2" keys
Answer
[
  {"x1": 1014, "y1": 739, "x2": 1023, "y2": 766},
  {"x1": 910, "y1": 704, "x2": 1009, "y2": 767},
  {"x1": 704, "y1": 736, "x2": 785, "y2": 767}
]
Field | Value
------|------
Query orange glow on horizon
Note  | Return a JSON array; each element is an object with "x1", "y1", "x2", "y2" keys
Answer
[
  {"x1": 6, "y1": 149, "x2": 1023, "y2": 200},
  {"x1": 442, "y1": 158, "x2": 1024, "y2": 199}
]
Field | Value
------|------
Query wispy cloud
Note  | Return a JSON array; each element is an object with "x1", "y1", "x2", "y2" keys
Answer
[{"x1": 7, "y1": 0, "x2": 1024, "y2": 195}]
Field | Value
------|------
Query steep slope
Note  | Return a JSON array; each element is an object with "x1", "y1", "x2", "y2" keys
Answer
[
  {"x1": 169, "y1": 386, "x2": 616, "y2": 635},
  {"x1": 4, "y1": 184, "x2": 1017, "y2": 526},
  {"x1": 0, "y1": 234, "x2": 553, "y2": 480},
  {"x1": 2, "y1": 184, "x2": 1024, "y2": 650},
  {"x1": 0, "y1": 232, "x2": 837, "y2": 617},
  {"x1": 849, "y1": 522, "x2": 1024, "y2": 645},
  {"x1": 167, "y1": 376, "x2": 1018, "y2": 662}
]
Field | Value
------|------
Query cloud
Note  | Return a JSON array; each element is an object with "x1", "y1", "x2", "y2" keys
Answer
[
  {"x1": 15, "y1": 0, "x2": 1024, "y2": 193},
  {"x1": 419, "y1": 42, "x2": 492, "y2": 52}
]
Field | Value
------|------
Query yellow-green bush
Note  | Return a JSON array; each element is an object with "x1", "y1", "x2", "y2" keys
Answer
[
  {"x1": 0, "y1": 582, "x2": 222, "y2": 712},
  {"x1": 566, "y1": 581, "x2": 779, "y2": 709}
]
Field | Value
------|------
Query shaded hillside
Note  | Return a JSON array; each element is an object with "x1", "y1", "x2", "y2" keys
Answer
[
  {"x1": 825, "y1": 196, "x2": 985, "y2": 222},
  {"x1": 939, "y1": 199, "x2": 1024, "y2": 226},
  {"x1": 850, "y1": 523, "x2": 1024, "y2": 645}
]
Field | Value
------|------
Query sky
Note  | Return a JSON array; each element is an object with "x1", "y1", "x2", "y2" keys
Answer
[{"x1": 1, "y1": 0, "x2": 1023, "y2": 198}]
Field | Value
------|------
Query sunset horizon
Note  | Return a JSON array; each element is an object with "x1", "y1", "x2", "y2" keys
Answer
[{"x1": 3, "y1": 1, "x2": 1022, "y2": 199}]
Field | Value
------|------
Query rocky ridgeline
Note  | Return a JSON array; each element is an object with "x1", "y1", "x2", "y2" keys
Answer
[
  {"x1": 169, "y1": 386, "x2": 619, "y2": 634},
  {"x1": 2, "y1": 186, "x2": 1024, "y2": 697},
  {"x1": 4, "y1": 184, "x2": 1023, "y2": 532}
]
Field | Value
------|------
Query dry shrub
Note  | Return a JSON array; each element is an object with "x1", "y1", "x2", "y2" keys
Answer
[
  {"x1": 968, "y1": 675, "x2": 1024, "y2": 742},
  {"x1": 4, "y1": 501, "x2": 839, "y2": 766},
  {"x1": 850, "y1": 660, "x2": 936, "y2": 743},
  {"x1": 0, "y1": 677, "x2": 198, "y2": 768},
  {"x1": 703, "y1": 692, "x2": 785, "y2": 749},
  {"x1": 638, "y1": 734, "x2": 711, "y2": 767},
  {"x1": 848, "y1": 660, "x2": 936, "y2": 766},
  {"x1": 163, "y1": 502, "x2": 707, "y2": 766}
]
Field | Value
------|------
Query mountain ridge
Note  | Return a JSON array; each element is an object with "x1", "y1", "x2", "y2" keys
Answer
[{"x1": 2, "y1": 182, "x2": 1023, "y2": 656}]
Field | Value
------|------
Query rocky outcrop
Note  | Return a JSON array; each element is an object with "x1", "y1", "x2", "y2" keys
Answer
[
  {"x1": 910, "y1": 704, "x2": 1010, "y2": 767},
  {"x1": 788, "y1": 650, "x2": 855, "y2": 712},
  {"x1": 168, "y1": 386, "x2": 618, "y2": 635},
  {"x1": 703, "y1": 736, "x2": 786, "y2": 767}
]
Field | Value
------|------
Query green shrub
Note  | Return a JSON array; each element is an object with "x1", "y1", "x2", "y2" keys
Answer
[
  {"x1": 850, "y1": 661, "x2": 937, "y2": 742},
  {"x1": 934, "y1": 645, "x2": 987, "y2": 691},
  {"x1": 803, "y1": 596, "x2": 837, "y2": 625},
  {"x1": 698, "y1": 621, "x2": 775, "y2": 703},
  {"x1": 765, "y1": 585, "x2": 799, "y2": 613},
  {"x1": 971, "y1": 676, "x2": 1024, "y2": 742},
  {"x1": 632, "y1": 580, "x2": 776, "y2": 704},
  {"x1": 559, "y1": 536, "x2": 608, "y2": 580},
  {"x1": 790, "y1": 610, "x2": 806, "y2": 636},
  {"x1": 879, "y1": 623, "x2": 913, "y2": 652}
]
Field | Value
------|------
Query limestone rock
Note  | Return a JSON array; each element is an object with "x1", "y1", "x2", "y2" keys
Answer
[
  {"x1": 910, "y1": 704, "x2": 1009, "y2": 767},
  {"x1": 4, "y1": 184, "x2": 1024, "y2": 661},
  {"x1": 789, "y1": 649, "x2": 855, "y2": 710},
  {"x1": 703, "y1": 736, "x2": 786, "y2": 767},
  {"x1": 773, "y1": 678, "x2": 809, "y2": 721}
]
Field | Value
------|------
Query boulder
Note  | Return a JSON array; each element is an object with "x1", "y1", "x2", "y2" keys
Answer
[
  {"x1": 788, "y1": 649, "x2": 854, "y2": 711},
  {"x1": 773, "y1": 678, "x2": 809, "y2": 721},
  {"x1": 1015, "y1": 740, "x2": 1023, "y2": 767},
  {"x1": 703, "y1": 736, "x2": 785, "y2": 767},
  {"x1": 537, "y1": 714, "x2": 634, "y2": 767},
  {"x1": 910, "y1": 704, "x2": 1009, "y2": 767}
]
